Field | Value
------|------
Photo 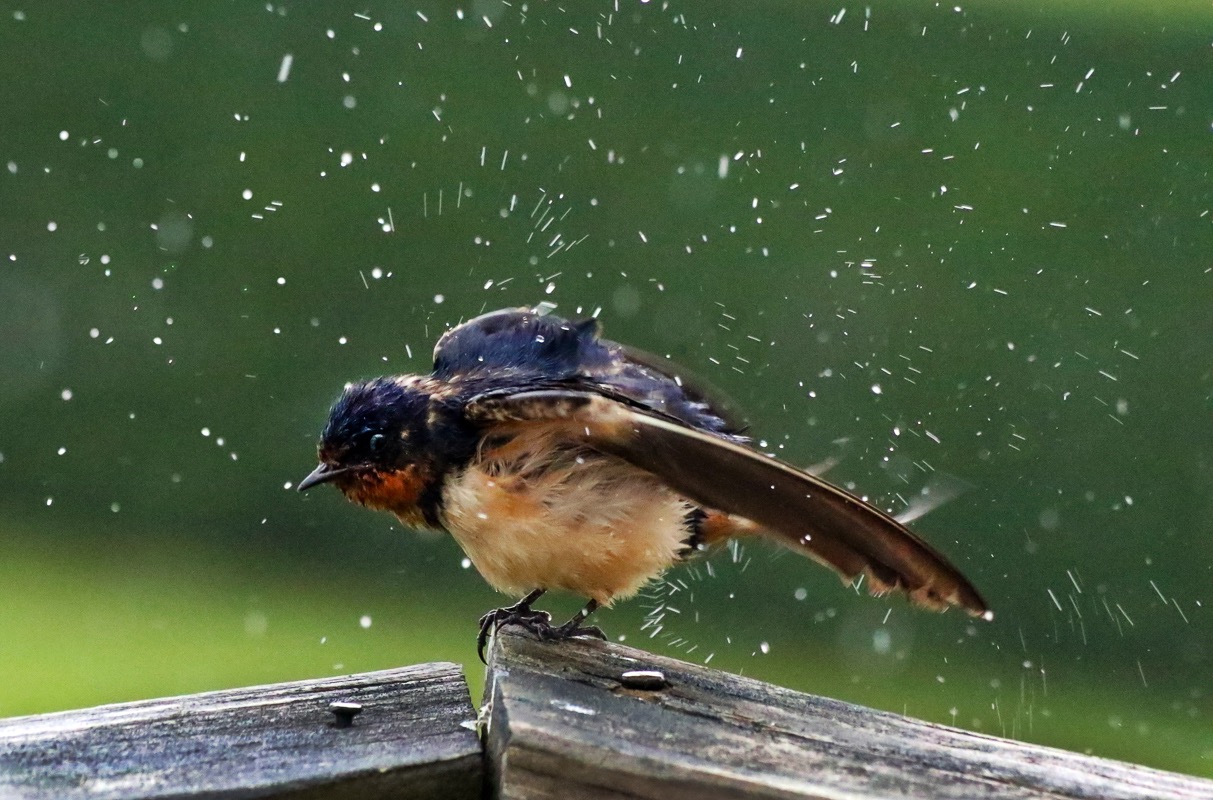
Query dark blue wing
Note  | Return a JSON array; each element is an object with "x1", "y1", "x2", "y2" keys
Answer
[
  {"x1": 461, "y1": 387, "x2": 990, "y2": 618},
  {"x1": 432, "y1": 307, "x2": 740, "y2": 437}
]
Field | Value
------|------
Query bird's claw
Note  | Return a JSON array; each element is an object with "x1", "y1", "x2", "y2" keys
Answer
[
  {"x1": 541, "y1": 621, "x2": 607, "y2": 642},
  {"x1": 477, "y1": 604, "x2": 552, "y2": 663}
]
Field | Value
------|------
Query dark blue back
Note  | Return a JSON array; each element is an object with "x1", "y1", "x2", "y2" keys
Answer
[
  {"x1": 433, "y1": 308, "x2": 610, "y2": 380},
  {"x1": 432, "y1": 307, "x2": 740, "y2": 438}
]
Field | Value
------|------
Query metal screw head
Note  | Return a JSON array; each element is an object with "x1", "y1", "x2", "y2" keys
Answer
[
  {"x1": 620, "y1": 669, "x2": 667, "y2": 691},
  {"x1": 329, "y1": 701, "x2": 363, "y2": 728}
]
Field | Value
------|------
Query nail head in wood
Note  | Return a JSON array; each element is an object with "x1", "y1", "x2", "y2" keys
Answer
[{"x1": 329, "y1": 700, "x2": 363, "y2": 728}]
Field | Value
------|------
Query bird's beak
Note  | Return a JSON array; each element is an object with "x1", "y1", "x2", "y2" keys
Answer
[{"x1": 297, "y1": 462, "x2": 351, "y2": 492}]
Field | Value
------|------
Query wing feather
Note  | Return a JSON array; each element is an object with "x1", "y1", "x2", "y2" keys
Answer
[{"x1": 465, "y1": 388, "x2": 989, "y2": 618}]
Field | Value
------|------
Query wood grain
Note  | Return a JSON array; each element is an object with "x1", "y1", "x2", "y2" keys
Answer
[
  {"x1": 484, "y1": 629, "x2": 1213, "y2": 800},
  {"x1": 0, "y1": 663, "x2": 481, "y2": 800},
  {"x1": 4, "y1": 636, "x2": 1209, "y2": 799}
]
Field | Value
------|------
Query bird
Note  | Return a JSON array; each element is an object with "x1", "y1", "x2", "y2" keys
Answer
[{"x1": 299, "y1": 305, "x2": 990, "y2": 661}]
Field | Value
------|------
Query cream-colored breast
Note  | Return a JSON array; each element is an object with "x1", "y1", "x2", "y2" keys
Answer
[{"x1": 440, "y1": 427, "x2": 691, "y2": 604}]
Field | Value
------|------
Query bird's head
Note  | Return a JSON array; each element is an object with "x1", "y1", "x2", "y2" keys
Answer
[{"x1": 298, "y1": 376, "x2": 439, "y2": 523}]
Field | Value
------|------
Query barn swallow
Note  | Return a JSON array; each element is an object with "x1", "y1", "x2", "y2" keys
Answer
[{"x1": 300, "y1": 306, "x2": 990, "y2": 661}]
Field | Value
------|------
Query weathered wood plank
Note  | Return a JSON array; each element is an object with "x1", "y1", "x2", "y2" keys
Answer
[
  {"x1": 484, "y1": 629, "x2": 1213, "y2": 800},
  {"x1": 0, "y1": 663, "x2": 481, "y2": 799}
]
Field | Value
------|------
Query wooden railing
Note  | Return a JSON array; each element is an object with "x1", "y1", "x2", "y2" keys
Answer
[{"x1": 2, "y1": 629, "x2": 1210, "y2": 798}]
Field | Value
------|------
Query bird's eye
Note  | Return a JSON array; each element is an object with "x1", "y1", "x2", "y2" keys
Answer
[{"x1": 368, "y1": 433, "x2": 387, "y2": 453}]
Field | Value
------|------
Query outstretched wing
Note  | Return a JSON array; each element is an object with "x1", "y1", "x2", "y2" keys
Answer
[{"x1": 464, "y1": 387, "x2": 990, "y2": 618}]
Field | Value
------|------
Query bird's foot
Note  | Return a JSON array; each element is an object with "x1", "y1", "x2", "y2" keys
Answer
[{"x1": 477, "y1": 602, "x2": 552, "y2": 663}]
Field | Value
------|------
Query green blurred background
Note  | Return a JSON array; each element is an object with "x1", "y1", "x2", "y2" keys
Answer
[{"x1": 2, "y1": 0, "x2": 1211, "y2": 778}]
